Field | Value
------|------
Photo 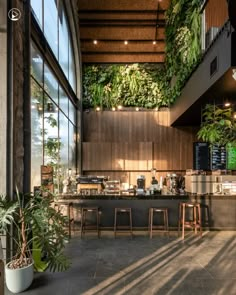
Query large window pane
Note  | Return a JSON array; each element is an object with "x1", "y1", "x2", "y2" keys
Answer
[
  {"x1": 44, "y1": 63, "x2": 58, "y2": 104},
  {"x1": 69, "y1": 123, "x2": 76, "y2": 174},
  {"x1": 31, "y1": 43, "x2": 43, "y2": 85},
  {"x1": 44, "y1": 96, "x2": 59, "y2": 192},
  {"x1": 59, "y1": 111, "x2": 69, "y2": 177},
  {"x1": 31, "y1": 0, "x2": 43, "y2": 28},
  {"x1": 44, "y1": 0, "x2": 58, "y2": 58},
  {"x1": 58, "y1": 1, "x2": 69, "y2": 78},
  {"x1": 59, "y1": 86, "x2": 68, "y2": 116},
  {"x1": 31, "y1": 78, "x2": 43, "y2": 190},
  {"x1": 69, "y1": 100, "x2": 76, "y2": 124},
  {"x1": 69, "y1": 41, "x2": 76, "y2": 92}
]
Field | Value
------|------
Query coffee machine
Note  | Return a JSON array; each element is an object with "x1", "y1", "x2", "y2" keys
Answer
[{"x1": 137, "y1": 175, "x2": 145, "y2": 195}]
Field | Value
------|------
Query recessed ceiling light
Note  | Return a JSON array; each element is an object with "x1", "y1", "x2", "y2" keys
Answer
[
  {"x1": 96, "y1": 106, "x2": 100, "y2": 111},
  {"x1": 124, "y1": 41, "x2": 128, "y2": 45},
  {"x1": 93, "y1": 40, "x2": 98, "y2": 45},
  {"x1": 225, "y1": 102, "x2": 231, "y2": 107},
  {"x1": 112, "y1": 107, "x2": 116, "y2": 111},
  {"x1": 136, "y1": 107, "x2": 139, "y2": 111},
  {"x1": 118, "y1": 105, "x2": 122, "y2": 110},
  {"x1": 153, "y1": 41, "x2": 157, "y2": 45}
]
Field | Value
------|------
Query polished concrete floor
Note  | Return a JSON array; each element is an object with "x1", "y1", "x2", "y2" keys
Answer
[{"x1": 5, "y1": 231, "x2": 236, "y2": 295}]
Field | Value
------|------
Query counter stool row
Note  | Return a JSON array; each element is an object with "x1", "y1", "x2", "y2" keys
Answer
[{"x1": 55, "y1": 202, "x2": 205, "y2": 239}]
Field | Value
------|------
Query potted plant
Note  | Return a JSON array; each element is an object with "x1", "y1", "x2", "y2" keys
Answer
[{"x1": 0, "y1": 188, "x2": 70, "y2": 293}]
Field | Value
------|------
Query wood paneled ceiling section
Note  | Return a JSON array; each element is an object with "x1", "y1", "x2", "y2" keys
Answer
[{"x1": 77, "y1": 0, "x2": 170, "y2": 63}]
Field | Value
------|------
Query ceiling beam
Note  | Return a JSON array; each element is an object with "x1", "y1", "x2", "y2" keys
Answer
[
  {"x1": 78, "y1": 0, "x2": 170, "y2": 11},
  {"x1": 82, "y1": 53, "x2": 165, "y2": 63},
  {"x1": 80, "y1": 27, "x2": 165, "y2": 40}
]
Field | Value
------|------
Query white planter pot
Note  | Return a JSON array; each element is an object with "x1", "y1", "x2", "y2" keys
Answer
[{"x1": 5, "y1": 260, "x2": 34, "y2": 293}]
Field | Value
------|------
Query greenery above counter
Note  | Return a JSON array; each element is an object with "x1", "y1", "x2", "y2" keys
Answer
[{"x1": 83, "y1": 0, "x2": 202, "y2": 109}]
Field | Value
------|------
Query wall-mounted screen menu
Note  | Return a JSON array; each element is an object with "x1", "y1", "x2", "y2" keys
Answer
[
  {"x1": 227, "y1": 144, "x2": 236, "y2": 170},
  {"x1": 211, "y1": 145, "x2": 226, "y2": 170},
  {"x1": 193, "y1": 142, "x2": 210, "y2": 170}
]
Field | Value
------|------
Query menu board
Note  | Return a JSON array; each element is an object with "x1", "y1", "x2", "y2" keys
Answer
[
  {"x1": 227, "y1": 144, "x2": 236, "y2": 170},
  {"x1": 193, "y1": 142, "x2": 210, "y2": 170},
  {"x1": 211, "y1": 145, "x2": 226, "y2": 170}
]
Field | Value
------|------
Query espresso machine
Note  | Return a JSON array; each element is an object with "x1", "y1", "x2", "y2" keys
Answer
[{"x1": 137, "y1": 175, "x2": 145, "y2": 195}]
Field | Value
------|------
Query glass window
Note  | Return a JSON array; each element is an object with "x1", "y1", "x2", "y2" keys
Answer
[
  {"x1": 31, "y1": 78, "x2": 43, "y2": 189},
  {"x1": 69, "y1": 100, "x2": 76, "y2": 125},
  {"x1": 31, "y1": 43, "x2": 43, "y2": 85},
  {"x1": 59, "y1": 111, "x2": 69, "y2": 176},
  {"x1": 69, "y1": 122, "x2": 76, "y2": 174},
  {"x1": 59, "y1": 86, "x2": 68, "y2": 116},
  {"x1": 44, "y1": 0, "x2": 58, "y2": 58},
  {"x1": 44, "y1": 63, "x2": 58, "y2": 104},
  {"x1": 58, "y1": 1, "x2": 69, "y2": 78},
  {"x1": 69, "y1": 41, "x2": 76, "y2": 92},
  {"x1": 31, "y1": 0, "x2": 43, "y2": 28}
]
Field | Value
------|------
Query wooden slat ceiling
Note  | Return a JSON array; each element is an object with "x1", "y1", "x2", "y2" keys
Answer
[{"x1": 77, "y1": 0, "x2": 170, "y2": 64}]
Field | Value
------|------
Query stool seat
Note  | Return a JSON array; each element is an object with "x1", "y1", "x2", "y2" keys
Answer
[
  {"x1": 114, "y1": 208, "x2": 133, "y2": 238},
  {"x1": 81, "y1": 207, "x2": 100, "y2": 238},
  {"x1": 178, "y1": 202, "x2": 202, "y2": 239},
  {"x1": 149, "y1": 208, "x2": 169, "y2": 238}
]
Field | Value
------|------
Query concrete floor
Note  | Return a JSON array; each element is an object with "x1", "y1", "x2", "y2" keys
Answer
[{"x1": 5, "y1": 231, "x2": 236, "y2": 295}]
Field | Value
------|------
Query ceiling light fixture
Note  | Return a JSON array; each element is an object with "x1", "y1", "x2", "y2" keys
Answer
[
  {"x1": 118, "y1": 105, "x2": 122, "y2": 110},
  {"x1": 225, "y1": 102, "x2": 231, "y2": 107},
  {"x1": 136, "y1": 107, "x2": 140, "y2": 111},
  {"x1": 93, "y1": 40, "x2": 98, "y2": 45},
  {"x1": 153, "y1": 41, "x2": 157, "y2": 45},
  {"x1": 124, "y1": 41, "x2": 128, "y2": 45},
  {"x1": 96, "y1": 106, "x2": 100, "y2": 111},
  {"x1": 112, "y1": 107, "x2": 116, "y2": 111}
]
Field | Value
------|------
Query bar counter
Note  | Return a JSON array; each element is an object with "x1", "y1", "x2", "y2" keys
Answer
[{"x1": 57, "y1": 194, "x2": 236, "y2": 230}]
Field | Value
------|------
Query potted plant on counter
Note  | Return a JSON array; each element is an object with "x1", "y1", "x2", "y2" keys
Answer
[{"x1": 0, "y1": 188, "x2": 70, "y2": 293}]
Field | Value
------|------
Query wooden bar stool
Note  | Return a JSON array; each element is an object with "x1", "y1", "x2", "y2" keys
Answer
[
  {"x1": 148, "y1": 208, "x2": 169, "y2": 238},
  {"x1": 114, "y1": 208, "x2": 133, "y2": 238},
  {"x1": 178, "y1": 202, "x2": 202, "y2": 240},
  {"x1": 81, "y1": 207, "x2": 100, "y2": 238},
  {"x1": 54, "y1": 202, "x2": 75, "y2": 238}
]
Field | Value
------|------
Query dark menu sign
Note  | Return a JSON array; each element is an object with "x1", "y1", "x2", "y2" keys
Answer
[
  {"x1": 211, "y1": 145, "x2": 226, "y2": 170},
  {"x1": 193, "y1": 142, "x2": 210, "y2": 170}
]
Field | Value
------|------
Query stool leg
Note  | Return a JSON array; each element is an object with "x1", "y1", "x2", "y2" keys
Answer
[
  {"x1": 198, "y1": 204, "x2": 202, "y2": 237},
  {"x1": 194, "y1": 206, "x2": 197, "y2": 234},
  {"x1": 114, "y1": 209, "x2": 117, "y2": 238},
  {"x1": 166, "y1": 210, "x2": 169, "y2": 237},
  {"x1": 130, "y1": 210, "x2": 133, "y2": 238},
  {"x1": 182, "y1": 204, "x2": 185, "y2": 240},
  {"x1": 150, "y1": 209, "x2": 153, "y2": 239},
  {"x1": 178, "y1": 203, "x2": 181, "y2": 237}
]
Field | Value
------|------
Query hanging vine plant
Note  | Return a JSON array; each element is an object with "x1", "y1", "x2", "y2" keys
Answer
[{"x1": 82, "y1": 0, "x2": 202, "y2": 109}]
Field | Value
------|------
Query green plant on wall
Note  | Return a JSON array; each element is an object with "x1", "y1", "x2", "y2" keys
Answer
[
  {"x1": 197, "y1": 104, "x2": 236, "y2": 146},
  {"x1": 82, "y1": 0, "x2": 202, "y2": 109}
]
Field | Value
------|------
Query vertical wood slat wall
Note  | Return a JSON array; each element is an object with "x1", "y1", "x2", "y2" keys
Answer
[
  {"x1": 82, "y1": 110, "x2": 198, "y2": 183},
  {"x1": 205, "y1": 0, "x2": 228, "y2": 32}
]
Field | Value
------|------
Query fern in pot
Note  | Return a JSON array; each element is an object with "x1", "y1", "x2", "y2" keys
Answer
[{"x1": 0, "y1": 188, "x2": 70, "y2": 293}]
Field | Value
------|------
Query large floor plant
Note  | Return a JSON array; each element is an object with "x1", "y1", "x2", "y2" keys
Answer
[{"x1": 0, "y1": 188, "x2": 70, "y2": 292}]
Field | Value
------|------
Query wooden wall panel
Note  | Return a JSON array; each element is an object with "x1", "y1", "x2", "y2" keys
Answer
[
  {"x1": 82, "y1": 142, "x2": 112, "y2": 170},
  {"x1": 205, "y1": 0, "x2": 228, "y2": 32},
  {"x1": 82, "y1": 111, "x2": 197, "y2": 174}
]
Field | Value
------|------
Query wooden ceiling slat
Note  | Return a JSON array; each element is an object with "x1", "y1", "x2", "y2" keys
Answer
[
  {"x1": 78, "y1": 12, "x2": 166, "y2": 21},
  {"x1": 80, "y1": 27, "x2": 165, "y2": 40},
  {"x1": 78, "y1": 0, "x2": 170, "y2": 11},
  {"x1": 82, "y1": 53, "x2": 165, "y2": 63},
  {"x1": 81, "y1": 41, "x2": 165, "y2": 53}
]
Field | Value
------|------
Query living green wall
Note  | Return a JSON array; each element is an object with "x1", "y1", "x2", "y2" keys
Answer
[{"x1": 83, "y1": 0, "x2": 202, "y2": 109}]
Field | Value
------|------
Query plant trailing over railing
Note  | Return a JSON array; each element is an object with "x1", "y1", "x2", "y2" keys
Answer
[
  {"x1": 82, "y1": 0, "x2": 202, "y2": 109},
  {"x1": 197, "y1": 104, "x2": 236, "y2": 146}
]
